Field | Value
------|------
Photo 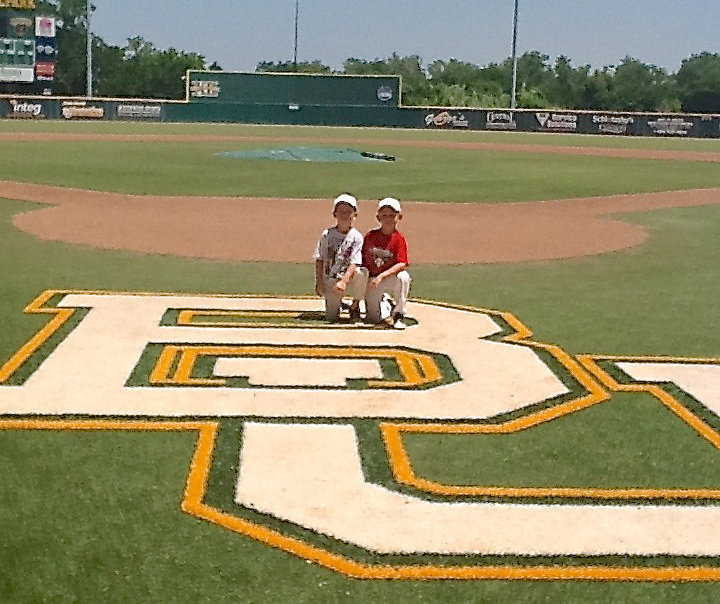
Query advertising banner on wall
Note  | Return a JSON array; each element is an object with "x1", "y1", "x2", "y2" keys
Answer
[
  {"x1": 115, "y1": 103, "x2": 163, "y2": 120},
  {"x1": 402, "y1": 107, "x2": 720, "y2": 138},
  {"x1": 0, "y1": 97, "x2": 57, "y2": 119},
  {"x1": 534, "y1": 111, "x2": 579, "y2": 132},
  {"x1": 645, "y1": 116, "x2": 697, "y2": 136},
  {"x1": 422, "y1": 109, "x2": 482, "y2": 130},
  {"x1": 4, "y1": 97, "x2": 43, "y2": 117},
  {"x1": 484, "y1": 111, "x2": 517, "y2": 130},
  {"x1": 423, "y1": 109, "x2": 471, "y2": 129},
  {"x1": 190, "y1": 79, "x2": 220, "y2": 98},
  {"x1": 0, "y1": 98, "x2": 167, "y2": 122},
  {"x1": 61, "y1": 100, "x2": 104, "y2": 119},
  {"x1": 0, "y1": 93, "x2": 717, "y2": 136},
  {"x1": 587, "y1": 113, "x2": 635, "y2": 135}
]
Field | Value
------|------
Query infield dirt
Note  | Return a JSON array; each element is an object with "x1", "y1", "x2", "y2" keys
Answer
[{"x1": 3, "y1": 181, "x2": 720, "y2": 264}]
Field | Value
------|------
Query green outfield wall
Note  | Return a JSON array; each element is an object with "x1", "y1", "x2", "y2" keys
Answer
[
  {"x1": 183, "y1": 71, "x2": 400, "y2": 107},
  {"x1": 0, "y1": 70, "x2": 718, "y2": 137},
  {"x1": 163, "y1": 70, "x2": 407, "y2": 127}
]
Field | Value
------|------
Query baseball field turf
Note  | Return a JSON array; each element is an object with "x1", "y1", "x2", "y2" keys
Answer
[{"x1": 2, "y1": 121, "x2": 720, "y2": 602}]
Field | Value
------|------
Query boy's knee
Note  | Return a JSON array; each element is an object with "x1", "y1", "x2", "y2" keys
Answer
[
  {"x1": 324, "y1": 299, "x2": 341, "y2": 322},
  {"x1": 354, "y1": 267, "x2": 369, "y2": 286},
  {"x1": 397, "y1": 271, "x2": 411, "y2": 286}
]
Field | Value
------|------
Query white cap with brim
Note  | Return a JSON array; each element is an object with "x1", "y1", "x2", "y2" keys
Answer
[
  {"x1": 333, "y1": 193, "x2": 358, "y2": 211},
  {"x1": 377, "y1": 197, "x2": 401, "y2": 213}
]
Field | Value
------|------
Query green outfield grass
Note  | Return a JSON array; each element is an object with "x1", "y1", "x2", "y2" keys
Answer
[
  {"x1": 2, "y1": 122, "x2": 720, "y2": 602},
  {"x1": 2, "y1": 118, "x2": 720, "y2": 152},
  {"x1": 3, "y1": 137, "x2": 720, "y2": 202}
]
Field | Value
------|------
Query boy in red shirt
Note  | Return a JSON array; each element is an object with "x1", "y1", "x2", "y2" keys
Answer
[{"x1": 362, "y1": 197, "x2": 411, "y2": 329}]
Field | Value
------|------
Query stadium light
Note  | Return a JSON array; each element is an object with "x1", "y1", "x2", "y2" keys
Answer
[
  {"x1": 293, "y1": 0, "x2": 299, "y2": 71},
  {"x1": 510, "y1": 0, "x2": 519, "y2": 109}
]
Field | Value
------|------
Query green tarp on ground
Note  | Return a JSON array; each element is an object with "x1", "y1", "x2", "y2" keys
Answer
[{"x1": 216, "y1": 146, "x2": 395, "y2": 162}]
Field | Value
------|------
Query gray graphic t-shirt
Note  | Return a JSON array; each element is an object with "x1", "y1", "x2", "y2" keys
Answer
[{"x1": 313, "y1": 226, "x2": 363, "y2": 279}]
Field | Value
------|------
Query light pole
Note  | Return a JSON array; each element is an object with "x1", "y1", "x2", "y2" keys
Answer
[
  {"x1": 86, "y1": 0, "x2": 92, "y2": 97},
  {"x1": 510, "y1": 0, "x2": 519, "y2": 109},
  {"x1": 293, "y1": 0, "x2": 299, "y2": 71}
]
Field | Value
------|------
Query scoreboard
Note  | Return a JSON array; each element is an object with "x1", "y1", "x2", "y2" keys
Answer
[{"x1": 0, "y1": 2, "x2": 55, "y2": 91}]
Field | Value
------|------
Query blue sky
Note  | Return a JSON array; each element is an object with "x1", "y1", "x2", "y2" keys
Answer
[{"x1": 90, "y1": 1, "x2": 717, "y2": 74}]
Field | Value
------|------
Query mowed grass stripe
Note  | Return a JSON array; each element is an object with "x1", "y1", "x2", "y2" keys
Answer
[
  {"x1": 2, "y1": 119, "x2": 720, "y2": 152},
  {"x1": 3, "y1": 140, "x2": 720, "y2": 201}
]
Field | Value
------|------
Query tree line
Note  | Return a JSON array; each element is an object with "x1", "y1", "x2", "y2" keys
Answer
[
  {"x1": 259, "y1": 52, "x2": 720, "y2": 113},
  {"x1": 38, "y1": 0, "x2": 208, "y2": 98},
  {"x1": 40, "y1": 0, "x2": 720, "y2": 113}
]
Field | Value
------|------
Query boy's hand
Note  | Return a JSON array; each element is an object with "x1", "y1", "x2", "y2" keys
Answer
[
  {"x1": 370, "y1": 275, "x2": 383, "y2": 288},
  {"x1": 334, "y1": 280, "x2": 347, "y2": 293}
]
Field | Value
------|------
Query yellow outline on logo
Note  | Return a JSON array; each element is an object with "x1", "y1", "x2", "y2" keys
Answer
[
  {"x1": 149, "y1": 343, "x2": 442, "y2": 388},
  {"x1": 176, "y1": 309, "x2": 365, "y2": 329},
  {"x1": 578, "y1": 354, "x2": 720, "y2": 452}
]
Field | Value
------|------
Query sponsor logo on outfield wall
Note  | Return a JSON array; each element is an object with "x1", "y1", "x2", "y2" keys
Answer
[
  {"x1": 116, "y1": 104, "x2": 162, "y2": 120},
  {"x1": 5, "y1": 98, "x2": 44, "y2": 119},
  {"x1": 424, "y1": 110, "x2": 469, "y2": 128},
  {"x1": 535, "y1": 112, "x2": 578, "y2": 131},
  {"x1": 190, "y1": 80, "x2": 220, "y2": 98},
  {"x1": 592, "y1": 114, "x2": 634, "y2": 135},
  {"x1": 61, "y1": 102, "x2": 104, "y2": 120},
  {"x1": 376, "y1": 85, "x2": 393, "y2": 102},
  {"x1": 486, "y1": 111, "x2": 517, "y2": 130},
  {"x1": 648, "y1": 117, "x2": 695, "y2": 136}
]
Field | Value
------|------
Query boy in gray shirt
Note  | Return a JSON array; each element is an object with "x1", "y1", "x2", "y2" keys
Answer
[{"x1": 313, "y1": 194, "x2": 368, "y2": 322}]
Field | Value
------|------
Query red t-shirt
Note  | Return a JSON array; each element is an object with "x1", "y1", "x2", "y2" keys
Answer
[{"x1": 362, "y1": 228, "x2": 409, "y2": 277}]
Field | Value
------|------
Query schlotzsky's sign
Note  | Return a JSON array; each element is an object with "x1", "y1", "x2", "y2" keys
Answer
[{"x1": 4, "y1": 290, "x2": 720, "y2": 581}]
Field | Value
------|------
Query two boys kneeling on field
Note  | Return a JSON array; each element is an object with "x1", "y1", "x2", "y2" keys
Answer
[{"x1": 313, "y1": 193, "x2": 411, "y2": 330}]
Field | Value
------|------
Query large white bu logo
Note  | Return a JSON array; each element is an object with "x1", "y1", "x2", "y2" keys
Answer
[{"x1": 3, "y1": 290, "x2": 720, "y2": 581}]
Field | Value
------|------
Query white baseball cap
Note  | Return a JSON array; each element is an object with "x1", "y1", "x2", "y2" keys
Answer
[
  {"x1": 377, "y1": 197, "x2": 401, "y2": 213},
  {"x1": 333, "y1": 193, "x2": 358, "y2": 211}
]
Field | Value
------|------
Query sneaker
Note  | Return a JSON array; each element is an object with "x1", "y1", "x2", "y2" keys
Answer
[
  {"x1": 349, "y1": 307, "x2": 362, "y2": 324},
  {"x1": 379, "y1": 298, "x2": 393, "y2": 322},
  {"x1": 392, "y1": 314, "x2": 407, "y2": 330}
]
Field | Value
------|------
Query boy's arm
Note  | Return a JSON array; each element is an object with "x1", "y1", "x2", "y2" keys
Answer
[
  {"x1": 313, "y1": 230, "x2": 329, "y2": 296},
  {"x1": 370, "y1": 262, "x2": 406, "y2": 286},
  {"x1": 333, "y1": 263, "x2": 357, "y2": 292},
  {"x1": 361, "y1": 234, "x2": 373, "y2": 269},
  {"x1": 314, "y1": 259, "x2": 325, "y2": 296}
]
